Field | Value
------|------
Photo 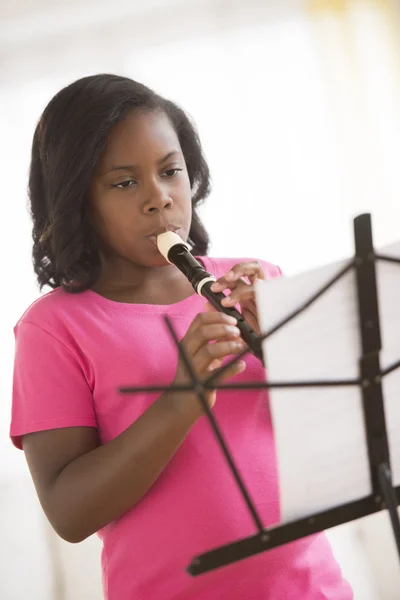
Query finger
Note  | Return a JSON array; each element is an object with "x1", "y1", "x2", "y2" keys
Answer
[
  {"x1": 229, "y1": 261, "x2": 265, "y2": 281},
  {"x1": 210, "y1": 262, "x2": 265, "y2": 292},
  {"x1": 198, "y1": 323, "x2": 242, "y2": 343},
  {"x1": 242, "y1": 307, "x2": 260, "y2": 335},
  {"x1": 210, "y1": 277, "x2": 243, "y2": 293},
  {"x1": 221, "y1": 284, "x2": 256, "y2": 306},
  {"x1": 190, "y1": 310, "x2": 237, "y2": 331},
  {"x1": 207, "y1": 358, "x2": 223, "y2": 372},
  {"x1": 195, "y1": 339, "x2": 247, "y2": 373},
  {"x1": 205, "y1": 301, "x2": 216, "y2": 313},
  {"x1": 241, "y1": 301, "x2": 257, "y2": 319},
  {"x1": 184, "y1": 321, "x2": 242, "y2": 357},
  {"x1": 207, "y1": 358, "x2": 247, "y2": 381},
  {"x1": 248, "y1": 272, "x2": 260, "y2": 286}
]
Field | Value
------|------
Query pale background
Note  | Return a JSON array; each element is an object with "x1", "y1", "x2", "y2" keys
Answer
[{"x1": 1, "y1": 0, "x2": 400, "y2": 598}]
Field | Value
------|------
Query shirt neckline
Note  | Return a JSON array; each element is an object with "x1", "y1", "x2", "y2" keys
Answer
[{"x1": 83, "y1": 256, "x2": 213, "y2": 314}]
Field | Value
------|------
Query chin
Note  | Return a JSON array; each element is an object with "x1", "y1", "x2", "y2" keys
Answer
[{"x1": 144, "y1": 252, "x2": 171, "y2": 268}]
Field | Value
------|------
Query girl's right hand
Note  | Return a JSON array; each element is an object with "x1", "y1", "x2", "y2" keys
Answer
[{"x1": 171, "y1": 311, "x2": 247, "y2": 414}]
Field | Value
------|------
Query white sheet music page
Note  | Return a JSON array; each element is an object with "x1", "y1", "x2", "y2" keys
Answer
[
  {"x1": 377, "y1": 242, "x2": 400, "y2": 489},
  {"x1": 256, "y1": 242, "x2": 400, "y2": 523}
]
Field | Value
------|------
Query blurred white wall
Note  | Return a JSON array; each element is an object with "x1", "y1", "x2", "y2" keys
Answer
[{"x1": 1, "y1": 0, "x2": 400, "y2": 598}]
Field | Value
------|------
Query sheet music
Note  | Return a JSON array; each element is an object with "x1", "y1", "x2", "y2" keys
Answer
[
  {"x1": 256, "y1": 242, "x2": 400, "y2": 523},
  {"x1": 377, "y1": 242, "x2": 400, "y2": 490}
]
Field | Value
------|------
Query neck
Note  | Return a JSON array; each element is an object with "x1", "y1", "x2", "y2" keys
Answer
[{"x1": 91, "y1": 256, "x2": 195, "y2": 304}]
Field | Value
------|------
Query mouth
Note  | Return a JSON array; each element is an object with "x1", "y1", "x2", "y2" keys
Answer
[{"x1": 147, "y1": 226, "x2": 182, "y2": 248}]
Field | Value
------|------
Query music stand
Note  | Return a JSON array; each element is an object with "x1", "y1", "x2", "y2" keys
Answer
[{"x1": 120, "y1": 213, "x2": 400, "y2": 578}]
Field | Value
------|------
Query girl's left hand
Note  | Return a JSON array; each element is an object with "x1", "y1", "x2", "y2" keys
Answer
[{"x1": 210, "y1": 261, "x2": 265, "y2": 335}]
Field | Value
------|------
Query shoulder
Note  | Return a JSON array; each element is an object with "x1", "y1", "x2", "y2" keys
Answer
[
  {"x1": 14, "y1": 287, "x2": 87, "y2": 336},
  {"x1": 201, "y1": 256, "x2": 282, "y2": 280}
]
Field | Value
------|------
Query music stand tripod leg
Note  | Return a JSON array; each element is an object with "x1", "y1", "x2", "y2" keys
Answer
[{"x1": 378, "y1": 463, "x2": 400, "y2": 560}]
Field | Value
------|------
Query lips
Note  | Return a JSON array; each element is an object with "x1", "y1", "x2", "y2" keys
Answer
[
  {"x1": 147, "y1": 225, "x2": 181, "y2": 248},
  {"x1": 147, "y1": 236, "x2": 160, "y2": 247}
]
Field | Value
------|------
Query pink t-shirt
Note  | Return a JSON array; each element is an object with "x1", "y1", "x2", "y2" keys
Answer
[{"x1": 11, "y1": 256, "x2": 352, "y2": 600}]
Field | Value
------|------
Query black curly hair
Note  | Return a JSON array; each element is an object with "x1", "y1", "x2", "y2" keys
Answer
[{"x1": 30, "y1": 74, "x2": 211, "y2": 292}]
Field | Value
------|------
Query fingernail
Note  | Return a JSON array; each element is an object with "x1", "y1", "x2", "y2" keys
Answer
[
  {"x1": 232, "y1": 341, "x2": 245, "y2": 349},
  {"x1": 225, "y1": 316, "x2": 237, "y2": 325},
  {"x1": 222, "y1": 296, "x2": 234, "y2": 305},
  {"x1": 209, "y1": 359, "x2": 222, "y2": 371},
  {"x1": 226, "y1": 326, "x2": 240, "y2": 336},
  {"x1": 211, "y1": 282, "x2": 221, "y2": 291}
]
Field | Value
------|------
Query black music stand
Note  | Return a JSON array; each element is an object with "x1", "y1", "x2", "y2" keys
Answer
[{"x1": 120, "y1": 213, "x2": 400, "y2": 578}]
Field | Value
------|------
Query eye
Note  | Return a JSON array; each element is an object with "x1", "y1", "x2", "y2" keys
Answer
[
  {"x1": 162, "y1": 168, "x2": 183, "y2": 178},
  {"x1": 112, "y1": 180, "x2": 136, "y2": 189}
]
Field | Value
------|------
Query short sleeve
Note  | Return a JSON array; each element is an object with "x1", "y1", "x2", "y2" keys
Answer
[
  {"x1": 10, "y1": 320, "x2": 97, "y2": 449},
  {"x1": 258, "y1": 260, "x2": 282, "y2": 280}
]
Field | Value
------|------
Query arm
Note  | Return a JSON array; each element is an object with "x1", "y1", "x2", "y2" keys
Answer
[
  {"x1": 23, "y1": 393, "x2": 199, "y2": 543},
  {"x1": 22, "y1": 311, "x2": 246, "y2": 543}
]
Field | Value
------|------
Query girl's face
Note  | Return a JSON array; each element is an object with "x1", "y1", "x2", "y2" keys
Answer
[{"x1": 89, "y1": 110, "x2": 192, "y2": 269}]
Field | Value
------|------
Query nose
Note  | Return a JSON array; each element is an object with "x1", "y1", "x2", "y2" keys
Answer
[{"x1": 143, "y1": 180, "x2": 173, "y2": 214}]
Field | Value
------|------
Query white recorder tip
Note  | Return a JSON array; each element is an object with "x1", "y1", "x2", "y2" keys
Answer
[{"x1": 156, "y1": 231, "x2": 190, "y2": 262}]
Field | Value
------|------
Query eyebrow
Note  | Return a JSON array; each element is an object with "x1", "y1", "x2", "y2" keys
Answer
[{"x1": 105, "y1": 150, "x2": 181, "y2": 174}]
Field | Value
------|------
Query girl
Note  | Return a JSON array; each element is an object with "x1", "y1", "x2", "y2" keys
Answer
[{"x1": 10, "y1": 74, "x2": 352, "y2": 599}]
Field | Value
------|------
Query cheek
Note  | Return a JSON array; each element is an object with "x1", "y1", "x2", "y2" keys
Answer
[
  {"x1": 183, "y1": 173, "x2": 192, "y2": 197},
  {"x1": 107, "y1": 214, "x2": 138, "y2": 243},
  {"x1": 178, "y1": 176, "x2": 193, "y2": 214},
  {"x1": 91, "y1": 203, "x2": 138, "y2": 246}
]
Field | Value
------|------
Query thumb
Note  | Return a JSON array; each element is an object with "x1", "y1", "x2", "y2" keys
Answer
[{"x1": 205, "y1": 301, "x2": 217, "y2": 313}]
